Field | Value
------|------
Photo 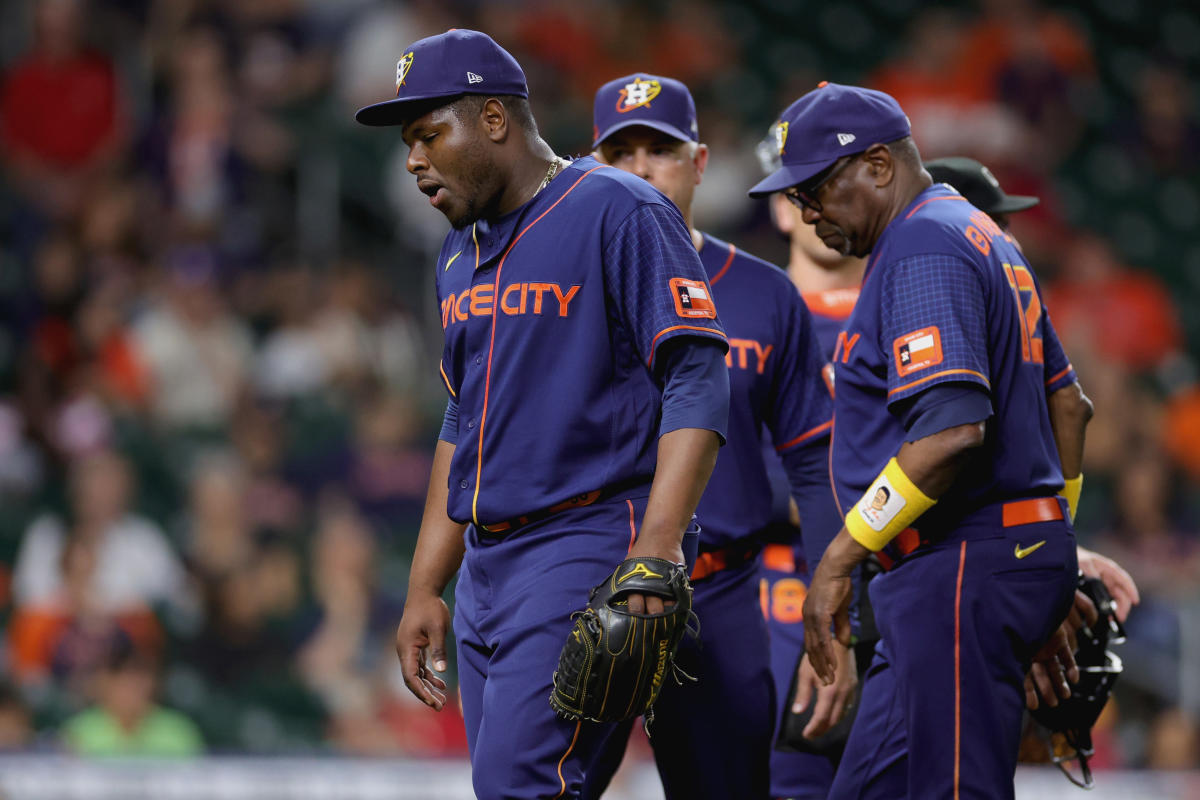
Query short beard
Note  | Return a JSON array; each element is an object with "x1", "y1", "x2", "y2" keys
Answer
[
  {"x1": 824, "y1": 222, "x2": 854, "y2": 257},
  {"x1": 445, "y1": 140, "x2": 500, "y2": 229}
]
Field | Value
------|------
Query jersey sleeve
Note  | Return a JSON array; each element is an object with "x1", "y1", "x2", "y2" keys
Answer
[
  {"x1": 881, "y1": 253, "x2": 991, "y2": 409},
  {"x1": 439, "y1": 397, "x2": 459, "y2": 445},
  {"x1": 603, "y1": 202, "x2": 728, "y2": 369},
  {"x1": 769, "y1": 289, "x2": 834, "y2": 453},
  {"x1": 1041, "y1": 307, "x2": 1077, "y2": 394}
]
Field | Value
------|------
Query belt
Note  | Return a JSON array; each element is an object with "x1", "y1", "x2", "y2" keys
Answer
[
  {"x1": 476, "y1": 476, "x2": 650, "y2": 535},
  {"x1": 690, "y1": 538, "x2": 764, "y2": 582},
  {"x1": 876, "y1": 496, "x2": 1064, "y2": 572}
]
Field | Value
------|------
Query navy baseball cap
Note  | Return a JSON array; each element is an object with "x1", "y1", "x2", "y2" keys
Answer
[
  {"x1": 748, "y1": 82, "x2": 911, "y2": 198},
  {"x1": 592, "y1": 74, "x2": 699, "y2": 149},
  {"x1": 925, "y1": 157, "x2": 1040, "y2": 216},
  {"x1": 355, "y1": 29, "x2": 528, "y2": 127}
]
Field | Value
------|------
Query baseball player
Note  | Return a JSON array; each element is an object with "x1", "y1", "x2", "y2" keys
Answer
[
  {"x1": 355, "y1": 32, "x2": 731, "y2": 800},
  {"x1": 580, "y1": 74, "x2": 844, "y2": 800},
  {"x1": 754, "y1": 122, "x2": 871, "y2": 800},
  {"x1": 924, "y1": 155, "x2": 1142, "y2": 707},
  {"x1": 752, "y1": 82, "x2": 1087, "y2": 799}
]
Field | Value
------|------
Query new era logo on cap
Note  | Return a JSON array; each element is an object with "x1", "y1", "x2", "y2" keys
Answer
[
  {"x1": 467, "y1": 71, "x2": 483, "y2": 84},
  {"x1": 837, "y1": 132, "x2": 856, "y2": 146}
]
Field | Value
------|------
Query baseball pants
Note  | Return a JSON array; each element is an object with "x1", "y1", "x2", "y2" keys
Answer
[
  {"x1": 761, "y1": 550, "x2": 837, "y2": 800},
  {"x1": 455, "y1": 494, "x2": 700, "y2": 800},
  {"x1": 581, "y1": 555, "x2": 775, "y2": 799},
  {"x1": 828, "y1": 499, "x2": 1078, "y2": 800}
]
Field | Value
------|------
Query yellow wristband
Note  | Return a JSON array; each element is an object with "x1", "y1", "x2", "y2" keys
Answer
[
  {"x1": 844, "y1": 458, "x2": 937, "y2": 552},
  {"x1": 1059, "y1": 474, "x2": 1083, "y2": 524}
]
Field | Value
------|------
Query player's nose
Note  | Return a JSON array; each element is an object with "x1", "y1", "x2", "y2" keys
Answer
[
  {"x1": 406, "y1": 143, "x2": 429, "y2": 175},
  {"x1": 800, "y1": 204, "x2": 822, "y2": 225},
  {"x1": 633, "y1": 149, "x2": 652, "y2": 180}
]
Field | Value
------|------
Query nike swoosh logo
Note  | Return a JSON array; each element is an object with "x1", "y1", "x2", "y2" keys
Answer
[
  {"x1": 1014, "y1": 540, "x2": 1046, "y2": 559},
  {"x1": 444, "y1": 250, "x2": 462, "y2": 271}
]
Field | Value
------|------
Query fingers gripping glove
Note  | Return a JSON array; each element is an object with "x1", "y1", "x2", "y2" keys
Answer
[
  {"x1": 1030, "y1": 575, "x2": 1126, "y2": 789},
  {"x1": 549, "y1": 557, "x2": 696, "y2": 726}
]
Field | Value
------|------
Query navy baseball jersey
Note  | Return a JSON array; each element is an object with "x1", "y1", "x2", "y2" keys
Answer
[
  {"x1": 435, "y1": 156, "x2": 728, "y2": 526},
  {"x1": 802, "y1": 287, "x2": 859, "y2": 361},
  {"x1": 692, "y1": 233, "x2": 832, "y2": 549},
  {"x1": 831, "y1": 184, "x2": 1076, "y2": 527}
]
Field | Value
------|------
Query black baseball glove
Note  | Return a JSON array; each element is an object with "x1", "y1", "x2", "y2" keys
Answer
[
  {"x1": 549, "y1": 557, "x2": 695, "y2": 725},
  {"x1": 1029, "y1": 574, "x2": 1126, "y2": 788}
]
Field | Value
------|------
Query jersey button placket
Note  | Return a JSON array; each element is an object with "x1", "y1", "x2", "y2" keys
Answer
[{"x1": 460, "y1": 480, "x2": 468, "y2": 489}]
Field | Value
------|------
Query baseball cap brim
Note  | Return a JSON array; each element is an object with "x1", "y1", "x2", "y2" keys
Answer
[
  {"x1": 592, "y1": 118, "x2": 695, "y2": 149},
  {"x1": 354, "y1": 90, "x2": 467, "y2": 127},
  {"x1": 990, "y1": 194, "x2": 1040, "y2": 214},
  {"x1": 747, "y1": 158, "x2": 834, "y2": 199}
]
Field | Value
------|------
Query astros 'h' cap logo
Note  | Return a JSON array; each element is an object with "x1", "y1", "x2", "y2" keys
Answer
[
  {"x1": 616, "y1": 76, "x2": 662, "y2": 113},
  {"x1": 395, "y1": 52, "x2": 415, "y2": 95},
  {"x1": 775, "y1": 121, "x2": 789, "y2": 156}
]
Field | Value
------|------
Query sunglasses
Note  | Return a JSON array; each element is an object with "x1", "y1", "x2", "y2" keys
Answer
[{"x1": 784, "y1": 154, "x2": 860, "y2": 213}]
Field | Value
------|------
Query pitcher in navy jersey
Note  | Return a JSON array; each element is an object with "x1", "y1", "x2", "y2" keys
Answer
[
  {"x1": 581, "y1": 74, "x2": 845, "y2": 800},
  {"x1": 356, "y1": 33, "x2": 731, "y2": 800},
  {"x1": 751, "y1": 83, "x2": 1089, "y2": 799}
]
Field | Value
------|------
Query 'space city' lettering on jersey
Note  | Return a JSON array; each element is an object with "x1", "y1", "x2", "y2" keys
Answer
[
  {"x1": 832, "y1": 184, "x2": 1077, "y2": 533},
  {"x1": 434, "y1": 156, "x2": 727, "y2": 526}
]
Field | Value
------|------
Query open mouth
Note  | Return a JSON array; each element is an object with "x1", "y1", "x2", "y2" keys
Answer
[{"x1": 417, "y1": 180, "x2": 445, "y2": 207}]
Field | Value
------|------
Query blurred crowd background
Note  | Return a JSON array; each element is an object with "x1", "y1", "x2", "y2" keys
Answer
[{"x1": 0, "y1": 0, "x2": 1197, "y2": 774}]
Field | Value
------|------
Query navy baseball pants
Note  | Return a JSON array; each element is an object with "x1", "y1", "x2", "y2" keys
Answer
[
  {"x1": 829, "y1": 498, "x2": 1077, "y2": 800},
  {"x1": 455, "y1": 494, "x2": 699, "y2": 800},
  {"x1": 581, "y1": 555, "x2": 775, "y2": 799}
]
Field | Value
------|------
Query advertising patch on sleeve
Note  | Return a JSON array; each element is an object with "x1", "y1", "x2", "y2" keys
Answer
[
  {"x1": 893, "y1": 326, "x2": 943, "y2": 377},
  {"x1": 669, "y1": 277, "x2": 717, "y2": 319}
]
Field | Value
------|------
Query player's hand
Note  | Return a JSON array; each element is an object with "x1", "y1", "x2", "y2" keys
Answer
[
  {"x1": 1077, "y1": 546, "x2": 1139, "y2": 623},
  {"x1": 624, "y1": 538, "x2": 685, "y2": 616},
  {"x1": 1024, "y1": 591, "x2": 1095, "y2": 710},
  {"x1": 793, "y1": 643, "x2": 857, "y2": 739},
  {"x1": 802, "y1": 561, "x2": 854, "y2": 687},
  {"x1": 395, "y1": 591, "x2": 452, "y2": 711}
]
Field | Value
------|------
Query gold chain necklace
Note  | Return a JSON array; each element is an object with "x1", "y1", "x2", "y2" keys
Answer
[{"x1": 536, "y1": 156, "x2": 567, "y2": 195}]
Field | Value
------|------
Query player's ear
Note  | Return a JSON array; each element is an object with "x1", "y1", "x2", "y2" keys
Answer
[
  {"x1": 770, "y1": 193, "x2": 795, "y2": 235},
  {"x1": 692, "y1": 143, "x2": 710, "y2": 184},
  {"x1": 865, "y1": 144, "x2": 894, "y2": 188},
  {"x1": 481, "y1": 97, "x2": 508, "y2": 142}
]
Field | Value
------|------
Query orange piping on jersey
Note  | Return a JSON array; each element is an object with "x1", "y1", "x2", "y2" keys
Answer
[
  {"x1": 774, "y1": 419, "x2": 833, "y2": 452},
  {"x1": 904, "y1": 194, "x2": 967, "y2": 220},
  {"x1": 887, "y1": 369, "x2": 990, "y2": 398},
  {"x1": 1046, "y1": 364, "x2": 1074, "y2": 387},
  {"x1": 709, "y1": 242, "x2": 736, "y2": 286},
  {"x1": 646, "y1": 325, "x2": 729, "y2": 368},
  {"x1": 439, "y1": 360, "x2": 456, "y2": 398},
  {"x1": 553, "y1": 721, "x2": 582, "y2": 799},
  {"x1": 626, "y1": 499, "x2": 637, "y2": 554},
  {"x1": 472, "y1": 166, "x2": 606, "y2": 524},
  {"x1": 954, "y1": 540, "x2": 967, "y2": 800},
  {"x1": 828, "y1": 413, "x2": 844, "y2": 517}
]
